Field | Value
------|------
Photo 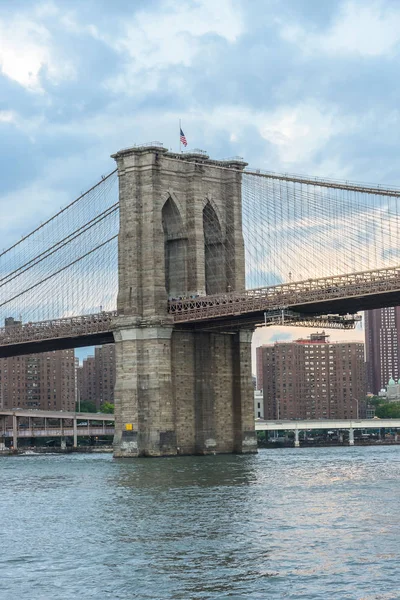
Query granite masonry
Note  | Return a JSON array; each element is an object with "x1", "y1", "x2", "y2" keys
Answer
[{"x1": 111, "y1": 145, "x2": 257, "y2": 457}]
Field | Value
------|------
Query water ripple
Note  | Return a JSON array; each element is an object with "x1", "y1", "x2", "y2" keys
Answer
[{"x1": 0, "y1": 447, "x2": 399, "y2": 599}]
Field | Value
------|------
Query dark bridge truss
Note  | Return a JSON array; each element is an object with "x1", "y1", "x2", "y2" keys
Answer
[
  {"x1": 0, "y1": 307, "x2": 359, "y2": 357},
  {"x1": 170, "y1": 265, "x2": 400, "y2": 327},
  {"x1": 2, "y1": 264, "x2": 400, "y2": 355},
  {"x1": 0, "y1": 311, "x2": 116, "y2": 357}
]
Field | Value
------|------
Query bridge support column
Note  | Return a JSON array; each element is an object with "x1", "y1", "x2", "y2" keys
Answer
[
  {"x1": 0, "y1": 417, "x2": 5, "y2": 451},
  {"x1": 232, "y1": 330, "x2": 258, "y2": 454},
  {"x1": 172, "y1": 328, "x2": 257, "y2": 455},
  {"x1": 113, "y1": 322, "x2": 176, "y2": 457},
  {"x1": 12, "y1": 414, "x2": 17, "y2": 451},
  {"x1": 112, "y1": 144, "x2": 254, "y2": 458},
  {"x1": 294, "y1": 429, "x2": 300, "y2": 447},
  {"x1": 113, "y1": 324, "x2": 257, "y2": 457},
  {"x1": 349, "y1": 427, "x2": 354, "y2": 446},
  {"x1": 73, "y1": 418, "x2": 78, "y2": 449}
]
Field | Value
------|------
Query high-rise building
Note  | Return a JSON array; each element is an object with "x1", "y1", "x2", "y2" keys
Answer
[
  {"x1": 364, "y1": 307, "x2": 400, "y2": 394},
  {"x1": 256, "y1": 346, "x2": 264, "y2": 390},
  {"x1": 0, "y1": 349, "x2": 76, "y2": 411},
  {"x1": 77, "y1": 356, "x2": 96, "y2": 407},
  {"x1": 258, "y1": 332, "x2": 366, "y2": 420},
  {"x1": 95, "y1": 345, "x2": 115, "y2": 407},
  {"x1": 76, "y1": 345, "x2": 115, "y2": 410}
]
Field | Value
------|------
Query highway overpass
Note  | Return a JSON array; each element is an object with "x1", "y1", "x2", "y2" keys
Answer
[
  {"x1": 0, "y1": 409, "x2": 115, "y2": 450},
  {"x1": 255, "y1": 418, "x2": 400, "y2": 446}
]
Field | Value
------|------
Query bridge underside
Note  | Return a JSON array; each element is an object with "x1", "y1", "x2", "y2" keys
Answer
[
  {"x1": 294, "y1": 290, "x2": 400, "y2": 316},
  {"x1": 0, "y1": 331, "x2": 114, "y2": 358}
]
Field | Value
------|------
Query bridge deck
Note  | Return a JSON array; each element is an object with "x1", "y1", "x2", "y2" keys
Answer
[
  {"x1": 170, "y1": 265, "x2": 400, "y2": 326},
  {"x1": 0, "y1": 265, "x2": 400, "y2": 355}
]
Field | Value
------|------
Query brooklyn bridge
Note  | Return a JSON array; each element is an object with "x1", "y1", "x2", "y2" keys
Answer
[{"x1": 1, "y1": 142, "x2": 400, "y2": 456}]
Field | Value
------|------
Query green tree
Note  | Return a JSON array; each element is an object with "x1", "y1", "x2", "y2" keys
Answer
[
  {"x1": 375, "y1": 402, "x2": 400, "y2": 419},
  {"x1": 368, "y1": 396, "x2": 384, "y2": 407},
  {"x1": 76, "y1": 400, "x2": 97, "y2": 413},
  {"x1": 100, "y1": 402, "x2": 114, "y2": 414}
]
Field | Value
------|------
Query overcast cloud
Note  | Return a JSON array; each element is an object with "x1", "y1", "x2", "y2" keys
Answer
[{"x1": 1, "y1": 0, "x2": 396, "y2": 353}]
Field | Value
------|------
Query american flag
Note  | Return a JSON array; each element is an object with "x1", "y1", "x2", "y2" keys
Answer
[{"x1": 180, "y1": 128, "x2": 187, "y2": 147}]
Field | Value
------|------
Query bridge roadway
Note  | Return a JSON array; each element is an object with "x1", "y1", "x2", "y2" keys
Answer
[
  {"x1": 0, "y1": 409, "x2": 115, "y2": 450},
  {"x1": 255, "y1": 418, "x2": 400, "y2": 446},
  {"x1": 1, "y1": 265, "x2": 400, "y2": 356},
  {"x1": 0, "y1": 312, "x2": 116, "y2": 357},
  {"x1": 0, "y1": 266, "x2": 400, "y2": 358},
  {"x1": 170, "y1": 265, "x2": 400, "y2": 327}
]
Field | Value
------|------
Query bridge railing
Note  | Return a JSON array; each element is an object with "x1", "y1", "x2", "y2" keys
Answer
[
  {"x1": 3, "y1": 426, "x2": 115, "y2": 438},
  {"x1": 1, "y1": 264, "x2": 400, "y2": 346},
  {"x1": 169, "y1": 265, "x2": 400, "y2": 322},
  {"x1": 0, "y1": 311, "x2": 117, "y2": 347}
]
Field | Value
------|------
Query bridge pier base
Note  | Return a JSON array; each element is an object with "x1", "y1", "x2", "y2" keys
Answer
[
  {"x1": 349, "y1": 427, "x2": 355, "y2": 446},
  {"x1": 173, "y1": 329, "x2": 257, "y2": 455},
  {"x1": 73, "y1": 418, "x2": 77, "y2": 448},
  {"x1": 12, "y1": 415, "x2": 18, "y2": 451},
  {"x1": 113, "y1": 323, "x2": 257, "y2": 458},
  {"x1": 113, "y1": 322, "x2": 177, "y2": 458},
  {"x1": 294, "y1": 429, "x2": 300, "y2": 447}
]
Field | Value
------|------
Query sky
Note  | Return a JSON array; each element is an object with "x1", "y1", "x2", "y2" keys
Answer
[{"x1": 1, "y1": 0, "x2": 399, "y2": 361}]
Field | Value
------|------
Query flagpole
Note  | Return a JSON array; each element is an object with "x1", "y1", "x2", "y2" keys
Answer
[{"x1": 179, "y1": 118, "x2": 181, "y2": 153}]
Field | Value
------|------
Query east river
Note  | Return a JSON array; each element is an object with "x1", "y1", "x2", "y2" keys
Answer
[{"x1": 1, "y1": 447, "x2": 399, "y2": 599}]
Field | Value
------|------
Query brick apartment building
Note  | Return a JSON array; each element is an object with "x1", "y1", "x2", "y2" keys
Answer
[
  {"x1": 77, "y1": 345, "x2": 115, "y2": 410},
  {"x1": 0, "y1": 349, "x2": 76, "y2": 411},
  {"x1": 365, "y1": 307, "x2": 400, "y2": 394},
  {"x1": 257, "y1": 332, "x2": 366, "y2": 420}
]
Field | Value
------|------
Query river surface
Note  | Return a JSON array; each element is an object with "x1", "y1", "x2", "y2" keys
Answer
[{"x1": 1, "y1": 446, "x2": 399, "y2": 600}]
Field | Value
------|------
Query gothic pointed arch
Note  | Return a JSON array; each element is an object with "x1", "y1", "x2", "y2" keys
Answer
[
  {"x1": 162, "y1": 196, "x2": 187, "y2": 297},
  {"x1": 203, "y1": 194, "x2": 225, "y2": 234},
  {"x1": 203, "y1": 201, "x2": 225, "y2": 295}
]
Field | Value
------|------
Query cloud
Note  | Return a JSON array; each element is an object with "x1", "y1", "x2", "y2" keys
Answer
[
  {"x1": 103, "y1": 0, "x2": 243, "y2": 96},
  {"x1": 259, "y1": 103, "x2": 346, "y2": 164},
  {"x1": 0, "y1": 11, "x2": 75, "y2": 92},
  {"x1": 0, "y1": 110, "x2": 16, "y2": 123},
  {"x1": 280, "y1": 0, "x2": 400, "y2": 57},
  {"x1": 1, "y1": 0, "x2": 400, "y2": 359}
]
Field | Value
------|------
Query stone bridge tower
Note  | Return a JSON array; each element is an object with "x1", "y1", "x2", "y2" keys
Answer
[{"x1": 111, "y1": 144, "x2": 257, "y2": 457}]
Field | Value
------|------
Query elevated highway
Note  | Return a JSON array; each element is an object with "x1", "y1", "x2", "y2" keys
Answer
[
  {"x1": 255, "y1": 418, "x2": 400, "y2": 447},
  {"x1": 0, "y1": 410, "x2": 115, "y2": 450}
]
